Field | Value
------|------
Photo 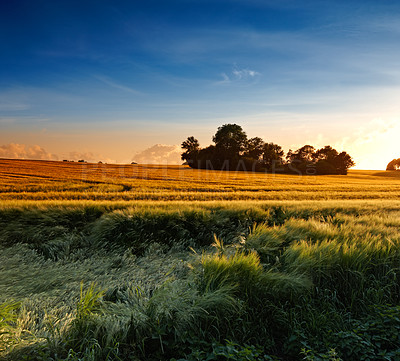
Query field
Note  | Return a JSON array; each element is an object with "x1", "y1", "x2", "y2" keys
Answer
[
  {"x1": 2, "y1": 159, "x2": 400, "y2": 361},
  {"x1": 2, "y1": 158, "x2": 400, "y2": 201}
]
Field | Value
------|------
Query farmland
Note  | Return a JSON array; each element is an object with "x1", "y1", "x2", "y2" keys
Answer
[
  {"x1": 2, "y1": 159, "x2": 400, "y2": 361},
  {"x1": 1, "y1": 158, "x2": 400, "y2": 201}
]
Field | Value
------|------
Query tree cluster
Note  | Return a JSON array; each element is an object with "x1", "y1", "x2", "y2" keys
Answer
[
  {"x1": 181, "y1": 124, "x2": 355, "y2": 175},
  {"x1": 386, "y1": 158, "x2": 400, "y2": 170}
]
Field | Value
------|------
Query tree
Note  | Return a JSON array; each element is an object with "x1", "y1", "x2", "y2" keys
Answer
[
  {"x1": 286, "y1": 149, "x2": 293, "y2": 163},
  {"x1": 288, "y1": 145, "x2": 316, "y2": 163},
  {"x1": 286, "y1": 145, "x2": 354, "y2": 175},
  {"x1": 263, "y1": 142, "x2": 285, "y2": 170},
  {"x1": 314, "y1": 146, "x2": 339, "y2": 175},
  {"x1": 181, "y1": 125, "x2": 355, "y2": 175},
  {"x1": 181, "y1": 136, "x2": 200, "y2": 162},
  {"x1": 387, "y1": 158, "x2": 400, "y2": 170},
  {"x1": 313, "y1": 146, "x2": 354, "y2": 175},
  {"x1": 244, "y1": 137, "x2": 265, "y2": 160},
  {"x1": 315, "y1": 160, "x2": 337, "y2": 175},
  {"x1": 314, "y1": 146, "x2": 338, "y2": 162},
  {"x1": 212, "y1": 124, "x2": 248, "y2": 160},
  {"x1": 285, "y1": 145, "x2": 316, "y2": 174},
  {"x1": 181, "y1": 136, "x2": 199, "y2": 153},
  {"x1": 196, "y1": 145, "x2": 218, "y2": 169},
  {"x1": 332, "y1": 151, "x2": 355, "y2": 175}
]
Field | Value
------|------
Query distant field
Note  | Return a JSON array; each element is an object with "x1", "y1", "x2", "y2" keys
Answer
[{"x1": 1, "y1": 158, "x2": 400, "y2": 201}]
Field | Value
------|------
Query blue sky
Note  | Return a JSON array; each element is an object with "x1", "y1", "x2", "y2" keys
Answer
[{"x1": 1, "y1": 0, "x2": 400, "y2": 168}]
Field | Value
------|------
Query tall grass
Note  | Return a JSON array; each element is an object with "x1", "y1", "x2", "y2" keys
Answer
[
  {"x1": 245, "y1": 214, "x2": 400, "y2": 312},
  {"x1": 0, "y1": 302, "x2": 20, "y2": 353},
  {"x1": 2, "y1": 200, "x2": 400, "y2": 359}
]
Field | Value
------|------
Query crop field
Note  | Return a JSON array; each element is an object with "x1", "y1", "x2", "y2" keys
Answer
[
  {"x1": 2, "y1": 159, "x2": 400, "y2": 361},
  {"x1": 2, "y1": 158, "x2": 400, "y2": 201}
]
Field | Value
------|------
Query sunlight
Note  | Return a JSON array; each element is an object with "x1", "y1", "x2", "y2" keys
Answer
[{"x1": 346, "y1": 119, "x2": 400, "y2": 170}]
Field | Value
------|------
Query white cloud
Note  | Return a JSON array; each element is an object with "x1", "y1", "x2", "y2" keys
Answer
[
  {"x1": 216, "y1": 66, "x2": 260, "y2": 85},
  {"x1": 232, "y1": 67, "x2": 260, "y2": 79},
  {"x1": 132, "y1": 144, "x2": 182, "y2": 164},
  {"x1": 0, "y1": 145, "x2": 118, "y2": 164},
  {"x1": 0, "y1": 143, "x2": 58, "y2": 161}
]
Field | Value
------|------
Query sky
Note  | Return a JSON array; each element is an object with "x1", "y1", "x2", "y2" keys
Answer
[{"x1": 1, "y1": 0, "x2": 400, "y2": 169}]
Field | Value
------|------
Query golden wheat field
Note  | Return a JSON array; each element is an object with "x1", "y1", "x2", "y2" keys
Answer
[{"x1": 1, "y1": 158, "x2": 400, "y2": 202}]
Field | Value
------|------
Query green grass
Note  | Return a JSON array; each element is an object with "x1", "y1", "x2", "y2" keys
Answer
[{"x1": 2, "y1": 202, "x2": 400, "y2": 360}]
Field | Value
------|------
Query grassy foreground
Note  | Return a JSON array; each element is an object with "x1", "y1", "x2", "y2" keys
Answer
[{"x1": 2, "y1": 160, "x2": 400, "y2": 360}]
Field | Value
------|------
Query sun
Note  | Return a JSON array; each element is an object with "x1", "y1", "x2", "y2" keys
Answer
[{"x1": 348, "y1": 119, "x2": 400, "y2": 170}]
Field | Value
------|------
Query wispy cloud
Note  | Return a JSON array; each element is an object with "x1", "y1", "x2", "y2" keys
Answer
[
  {"x1": 232, "y1": 66, "x2": 260, "y2": 79},
  {"x1": 215, "y1": 72, "x2": 231, "y2": 85},
  {"x1": 216, "y1": 65, "x2": 260, "y2": 85},
  {"x1": 94, "y1": 75, "x2": 142, "y2": 95}
]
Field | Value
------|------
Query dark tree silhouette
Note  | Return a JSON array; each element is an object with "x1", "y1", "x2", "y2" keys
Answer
[
  {"x1": 263, "y1": 142, "x2": 285, "y2": 170},
  {"x1": 181, "y1": 136, "x2": 199, "y2": 151},
  {"x1": 313, "y1": 146, "x2": 338, "y2": 162},
  {"x1": 193, "y1": 145, "x2": 216, "y2": 169},
  {"x1": 332, "y1": 152, "x2": 355, "y2": 175},
  {"x1": 386, "y1": 158, "x2": 400, "y2": 170},
  {"x1": 244, "y1": 137, "x2": 265, "y2": 160},
  {"x1": 285, "y1": 145, "x2": 355, "y2": 175},
  {"x1": 288, "y1": 145, "x2": 316, "y2": 163},
  {"x1": 181, "y1": 136, "x2": 200, "y2": 163},
  {"x1": 285, "y1": 145, "x2": 316, "y2": 174},
  {"x1": 212, "y1": 124, "x2": 248, "y2": 158},
  {"x1": 314, "y1": 146, "x2": 339, "y2": 175},
  {"x1": 181, "y1": 124, "x2": 355, "y2": 174}
]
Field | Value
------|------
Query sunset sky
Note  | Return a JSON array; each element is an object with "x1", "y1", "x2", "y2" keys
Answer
[{"x1": 1, "y1": 0, "x2": 400, "y2": 169}]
